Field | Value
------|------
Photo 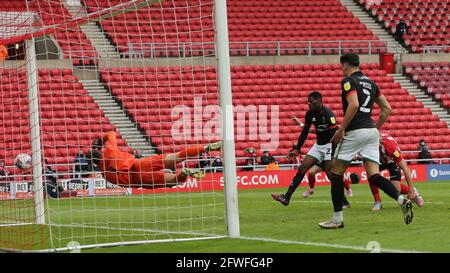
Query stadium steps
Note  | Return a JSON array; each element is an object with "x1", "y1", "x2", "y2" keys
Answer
[
  {"x1": 340, "y1": 0, "x2": 407, "y2": 54},
  {"x1": 389, "y1": 74, "x2": 450, "y2": 127},
  {"x1": 63, "y1": 1, "x2": 121, "y2": 59},
  {"x1": 80, "y1": 79, "x2": 155, "y2": 156}
]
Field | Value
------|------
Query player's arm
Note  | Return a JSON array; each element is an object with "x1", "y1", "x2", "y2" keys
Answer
[
  {"x1": 397, "y1": 160, "x2": 413, "y2": 190},
  {"x1": 375, "y1": 94, "x2": 392, "y2": 130},
  {"x1": 332, "y1": 80, "x2": 358, "y2": 144},
  {"x1": 326, "y1": 109, "x2": 339, "y2": 131},
  {"x1": 386, "y1": 141, "x2": 416, "y2": 200},
  {"x1": 397, "y1": 160, "x2": 416, "y2": 200},
  {"x1": 291, "y1": 116, "x2": 304, "y2": 127},
  {"x1": 293, "y1": 120, "x2": 312, "y2": 153},
  {"x1": 340, "y1": 93, "x2": 359, "y2": 131},
  {"x1": 287, "y1": 123, "x2": 311, "y2": 162},
  {"x1": 326, "y1": 111, "x2": 339, "y2": 145},
  {"x1": 291, "y1": 116, "x2": 314, "y2": 133}
]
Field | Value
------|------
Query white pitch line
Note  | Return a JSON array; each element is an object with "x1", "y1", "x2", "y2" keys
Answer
[
  {"x1": 0, "y1": 222, "x2": 34, "y2": 227},
  {"x1": 239, "y1": 236, "x2": 426, "y2": 253}
]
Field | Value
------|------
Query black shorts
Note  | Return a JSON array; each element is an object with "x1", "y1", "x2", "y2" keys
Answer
[{"x1": 380, "y1": 162, "x2": 401, "y2": 181}]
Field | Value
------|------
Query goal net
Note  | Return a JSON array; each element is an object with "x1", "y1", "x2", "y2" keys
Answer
[{"x1": 0, "y1": 0, "x2": 237, "y2": 252}]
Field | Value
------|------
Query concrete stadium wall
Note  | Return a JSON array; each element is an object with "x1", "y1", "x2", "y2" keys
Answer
[
  {"x1": 98, "y1": 58, "x2": 217, "y2": 68},
  {"x1": 1, "y1": 59, "x2": 72, "y2": 69},
  {"x1": 98, "y1": 54, "x2": 380, "y2": 68},
  {"x1": 230, "y1": 55, "x2": 380, "y2": 66},
  {"x1": 97, "y1": 53, "x2": 450, "y2": 69},
  {"x1": 401, "y1": 53, "x2": 450, "y2": 63},
  {"x1": 4, "y1": 53, "x2": 448, "y2": 71}
]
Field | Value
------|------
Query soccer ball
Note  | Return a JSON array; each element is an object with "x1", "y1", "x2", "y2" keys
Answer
[{"x1": 14, "y1": 153, "x2": 32, "y2": 170}]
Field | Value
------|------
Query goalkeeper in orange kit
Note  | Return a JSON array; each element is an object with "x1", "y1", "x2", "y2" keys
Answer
[
  {"x1": 0, "y1": 44, "x2": 8, "y2": 61},
  {"x1": 87, "y1": 131, "x2": 222, "y2": 188}
]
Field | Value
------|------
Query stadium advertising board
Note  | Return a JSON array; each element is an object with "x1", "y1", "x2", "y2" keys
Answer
[
  {"x1": 0, "y1": 181, "x2": 34, "y2": 200},
  {"x1": 59, "y1": 177, "x2": 130, "y2": 196},
  {"x1": 0, "y1": 178, "x2": 130, "y2": 200},
  {"x1": 132, "y1": 164, "x2": 429, "y2": 194},
  {"x1": 427, "y1": 164, "x2": 450, "y2": 180},
  {"x1": 0, "y1": 164, "x2": 431, "y2": 199}
]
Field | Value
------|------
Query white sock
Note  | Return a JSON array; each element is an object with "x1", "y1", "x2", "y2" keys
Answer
[
  {"x1": 397, "y1": 195, "x2": 406, "y2": 205},
  {"x1": 333, "y1": 211, "x2": 343, "y2": 223}
]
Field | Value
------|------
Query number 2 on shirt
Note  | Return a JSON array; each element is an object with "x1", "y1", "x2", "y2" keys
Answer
[{"x1": 360, "y1": 88, "x2": 371, "y2": 113}]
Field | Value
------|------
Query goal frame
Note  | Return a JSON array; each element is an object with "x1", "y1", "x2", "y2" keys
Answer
[{"x1": 0, "y1": 0, "x2": 240, "y2": 252}]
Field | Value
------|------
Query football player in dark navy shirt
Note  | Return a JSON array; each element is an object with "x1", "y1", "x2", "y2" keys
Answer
[
  {"x1": 271, "y1": 92, "x2": 349, "y2": 206},
  {"x1": 319, "y1": 53, "x2": 415, "y2": 229}
]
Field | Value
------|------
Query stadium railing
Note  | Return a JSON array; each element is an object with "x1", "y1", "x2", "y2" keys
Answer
[
  {"x1": 423, "y1": 46, "x2": 450, "y2": 54},
  {"x1": 127, "y1": 40, "x2": 398, "y2": 58}
]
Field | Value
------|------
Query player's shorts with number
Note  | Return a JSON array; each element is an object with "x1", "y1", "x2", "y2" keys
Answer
[
  {"x1": 334, "y1": 128, "x2": 380, "y2": 164},
  {"x1": 307, "y1": 143, "x2": 333, "y2": 163}
]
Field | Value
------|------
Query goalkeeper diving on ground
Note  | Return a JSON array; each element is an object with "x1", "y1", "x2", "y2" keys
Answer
[{"x1": 87, "y1": 131, "x2": 222, "y2": 188}]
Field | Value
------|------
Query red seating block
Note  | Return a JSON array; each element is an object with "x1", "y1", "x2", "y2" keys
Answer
[{"x1": 99, "y1": 63, "x2": 450, "y2": 164}]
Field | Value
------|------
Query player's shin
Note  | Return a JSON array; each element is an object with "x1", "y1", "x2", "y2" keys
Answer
[
  {"x1": 330, "y1": 172, "x2": 345, "y2": 222},
  {"x1": 177, "y1": 145, "x2": 205, "y2": 160},
  {"x1": 308, "y1": 172, "x2": 316, "y2": 189},
  {"x1": 369, "y1": 174, "x2": 404, "y2": 204},
  {"x1": 285, "y1": 169, "x2": 307, "y2": 199},
  {"x1": 343, "y1": 178, "x2": 351, "y2": 191},
  {"x1": 369, "y1": 179, "x2": 382, "y2": 202},
  {"x1": 399, "y1": 183, "x2": 409, "y2": 194}
]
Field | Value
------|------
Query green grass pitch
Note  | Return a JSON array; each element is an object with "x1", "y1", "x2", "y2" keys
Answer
[{"x1": 1, "y1": 180, "x2": 449, "y2": 253}]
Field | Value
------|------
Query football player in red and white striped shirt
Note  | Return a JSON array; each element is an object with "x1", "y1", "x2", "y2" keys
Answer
[{"x1": 370, "y1": 133, "x2": 424, "y2": 211}]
